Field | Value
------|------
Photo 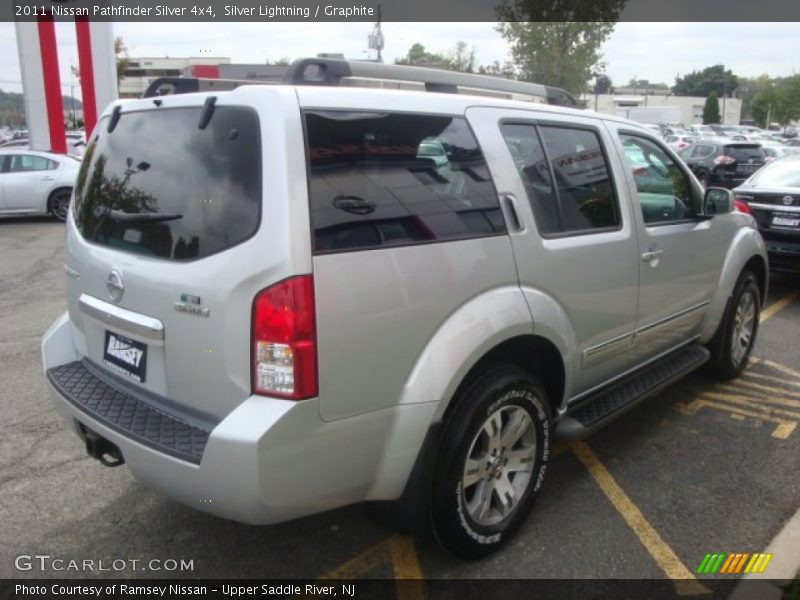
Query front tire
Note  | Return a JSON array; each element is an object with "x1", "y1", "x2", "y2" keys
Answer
[
  {"x1": 429, "y1": 365, "x2": 551, "y2": 559},
  {"x1": 707, "y1": 270, "x2": 761, "y2": 380}
]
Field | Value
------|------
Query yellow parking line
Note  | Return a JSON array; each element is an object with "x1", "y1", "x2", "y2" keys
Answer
[
  {"x1": 570, "y1": 441, "x2": 710, "y2": 596},
  {"x1": 717, "y1": 382, "x2": 800, "y2": 407},
  {"x1": 702, "y1": 391, "x2": 800, "y2": 420},
  {"x1": 760, "y1": 291, "x2": 799, "y2": 323},
  {"x1": 677, "y1": 397, "x2": 797, "y2": 439},
  {"x1": 387, "y1": 536, "x2": 425, "y2": 600},
  {"x1": 757, "y1": 358, "x2": 800, "y2": 381},
  {"x1": 742, "y1": 371, "x2": 800, "y2": 390},
  {"x1": 317, "y1": 538, "x2": 388, "y2": 580}
]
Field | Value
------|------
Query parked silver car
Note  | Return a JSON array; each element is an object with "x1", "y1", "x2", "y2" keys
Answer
[
  {"x1": 0, "y1": 149, "x2": 80, "y2": 221},
  {"x1": 42, "y1": 67, "x2": 767, "y2": 559}
]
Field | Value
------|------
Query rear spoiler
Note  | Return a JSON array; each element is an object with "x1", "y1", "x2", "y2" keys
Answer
[
  {"x1": 142, "y1": 58, "x2": 579, "y2": 108},
  {"x1": 142, "y1": 77, "x2": 277, "y2": 98}
]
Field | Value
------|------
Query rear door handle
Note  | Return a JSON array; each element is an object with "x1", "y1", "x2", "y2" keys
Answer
[
  {"x1": 501, "y1": 194, "x2": 524, "y2": 233},
  {"x1": 41, "y1": 176, "x2": 55, "y2": 181},
  {"x1": 641, "y1": 250, "x2": 664, "y2": 262}
]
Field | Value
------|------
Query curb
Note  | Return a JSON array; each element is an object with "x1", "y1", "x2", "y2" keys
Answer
[{"x1": 728, "y1": 503, "x2": 800, "y2": 600}]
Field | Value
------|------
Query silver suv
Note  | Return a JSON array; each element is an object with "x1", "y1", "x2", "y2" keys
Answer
[{"x1": 42, "y1": 63, "x2": 767, "y2": 559}]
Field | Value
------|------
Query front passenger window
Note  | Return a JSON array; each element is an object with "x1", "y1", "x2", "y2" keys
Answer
[{"x1": 619, "y1": 134, "x2": 698, "y2": 224}]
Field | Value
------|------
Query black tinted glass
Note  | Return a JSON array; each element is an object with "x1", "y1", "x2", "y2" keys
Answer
[
  {"x1": 539, "y1": 126, "x2": 619, "y2": 232},
  {"x1": 500, "y1": 123, "x2": 559, "y2": 234},
  {"x1": 73, "y1": 107, "x2": 261, "y2": 260},
  {"x1": 724, "y1": 145, "x2": 766, "y2": 161},
  {"x1": 305, "y1": 111, "x2": 504, "y2": 254}
]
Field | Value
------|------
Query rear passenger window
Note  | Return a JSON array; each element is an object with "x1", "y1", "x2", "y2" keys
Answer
[
  {"x1": 619, "y1": 134, "x2": 698, "y2": 224},
  {"x1": 305, "y1": 111, "x2": 505, "y2": 254},
  {"x1": 501, "y1": 123, "x2": 619, "y2": 235}
]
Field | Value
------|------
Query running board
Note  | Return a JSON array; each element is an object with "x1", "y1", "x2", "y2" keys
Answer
[{"x1": 556, "y1": 344, "x2": 710, "y2": 440}]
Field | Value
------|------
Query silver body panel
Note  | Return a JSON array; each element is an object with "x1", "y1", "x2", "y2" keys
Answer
[{"x1": 41, "y1": 85, "x2": 768, "y2": 523}]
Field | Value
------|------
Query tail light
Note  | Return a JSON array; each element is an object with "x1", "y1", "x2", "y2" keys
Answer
[
  {"x1": 714, "y1": 155, "x2": 736, "y2": 166},
  {"x1": 252, "y1": 275, "x2": 317, "y2": 400},
  {"x1": 734, "y1": 199, "x2": 752, "y2": 214}
]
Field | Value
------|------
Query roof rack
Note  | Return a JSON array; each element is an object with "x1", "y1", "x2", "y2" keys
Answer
[
  {"x1": 282, "y1": 58, "x2": 578, "y2": 107},
  {"x1": 141, "y1": 58, "x2": 578, "y2": 108}
]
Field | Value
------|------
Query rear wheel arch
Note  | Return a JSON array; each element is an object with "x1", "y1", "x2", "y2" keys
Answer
[{"x1": 442, "y1": 335, "x2": 566, "y2": 426}]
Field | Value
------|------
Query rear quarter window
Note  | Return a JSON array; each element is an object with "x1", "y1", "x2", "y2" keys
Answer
[{"x1": 304, "y1": 111, "x2": 505, "y2": 254}]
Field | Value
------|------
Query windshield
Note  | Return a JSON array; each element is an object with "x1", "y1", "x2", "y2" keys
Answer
[
  {"x1": 72, "y1": 106, "x2": 261, "y2": 260},
  {"x1": 749, "y1": 157, "x2": 800, "y2": 187}
]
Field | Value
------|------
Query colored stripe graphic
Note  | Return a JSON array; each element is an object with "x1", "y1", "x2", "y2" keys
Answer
[{"x1": 699, "y1": 553, "x2": 774, "y2": 575}]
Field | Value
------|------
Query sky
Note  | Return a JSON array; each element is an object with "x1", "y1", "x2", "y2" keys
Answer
[{"x1": 1, "y1": 21, "x2": 798, "y2": 99}]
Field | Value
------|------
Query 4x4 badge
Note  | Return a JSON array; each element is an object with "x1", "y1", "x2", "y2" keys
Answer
[{"x1": 174, "y1": 294, "x2": 210, "y2": 318}]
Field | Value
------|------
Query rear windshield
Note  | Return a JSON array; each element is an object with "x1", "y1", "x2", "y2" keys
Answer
[
  {"x1": 723, "y1": 145, "x2": 765, "y2": 161},
  {"x1": 749, "y1": 157, "x2": 800, "y2": 187},
  {"x1": 73, "y1": 106, "x2": 261, "y2": 261}
]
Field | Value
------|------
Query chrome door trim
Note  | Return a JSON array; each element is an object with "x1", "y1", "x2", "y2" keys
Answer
[
  {"x1": 635, "y1": 301, "x2": 710, "y2": 336},
  {"x1": 749, "y1": 203, "x2": 800, "y2": 214},
  {"x1": 582, "y1": 332, "x2": 634, "y2": 368},
  {"x1": 79, "y1": 294, "x2": 164, "y2": 342}
]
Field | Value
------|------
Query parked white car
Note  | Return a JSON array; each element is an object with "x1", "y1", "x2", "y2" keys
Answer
[{"x1": 0, "y1": 149, "x2": 80, "y2": 221}]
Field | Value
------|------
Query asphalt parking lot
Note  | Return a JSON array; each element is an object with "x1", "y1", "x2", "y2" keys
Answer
[{"x1": 1, "y1": 218, "x2": 798, "y2": 594}]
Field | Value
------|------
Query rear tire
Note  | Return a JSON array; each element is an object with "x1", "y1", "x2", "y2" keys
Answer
[
  {"x1": 48, "y1": 188, "x2": 72, "y2": 222},
  {"x1": 707, "y1": 270, "x2": 760, "y2": 380},
  {"x1": 429, "y1": 365, "x2": 551, "y2": 559}
]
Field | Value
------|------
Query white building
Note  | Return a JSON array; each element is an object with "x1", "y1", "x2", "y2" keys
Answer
[
  {"x1": 581, "y1": 93, "x2": 742, "y2": 126},
  {"x1": 118, "y1": 57, "x2": 231, "y2": 98}
]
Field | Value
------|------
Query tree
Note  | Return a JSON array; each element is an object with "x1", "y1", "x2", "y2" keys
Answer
[
  {"x1": 395, "y1": 43, "x2": 445, "y2": 67},
  {"x1": 114, "y1": 37, "x2": 129, "y2": 85},
  {"x1": 495, "y1": 1, "x2": 626, "y2": 95},
  {"x1": 703, "y1": 91, "x2": 721, "y2": 124},
  {"x1": 395, "y1": 41, "x2": 477, "y2": 73},
  {"x1": 478, "y1": 60, "x2": 517, "y2": 78},
  {"x1": 594, "y1": 74, "x2": 612, "y2": 94},
  {"x1": 674, "y1": 65, "x2": 738, "y2": 97}
]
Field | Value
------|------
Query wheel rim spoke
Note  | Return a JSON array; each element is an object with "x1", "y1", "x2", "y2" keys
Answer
[{"x1": 462, "y1": 403, "x2": 539, "y2": 526}]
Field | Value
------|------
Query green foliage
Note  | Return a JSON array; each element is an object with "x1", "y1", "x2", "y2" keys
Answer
[
  {"x1": 0, "y1": 89, "x2": 82, "y2": 128},
  {"x1": 674, "y1": 64, "x2": 738, "y2": 97},
  {"x1": 595, "y1": 74, "x2": 613, "y2": 94},
  {"x1": 746, "y1": 75, "x2": 800, "y2": 129},
  {"x1": 395, "y1": 41, "x2": 477, "y2": 73},
  {"x1": 494, "y1": 1, "x2": 626, "y2": 95},
  {"x1": 703, "y1": 91, "x2": 721, "y2": 124},
  {"x1": 478, "y1": 61, "x2": 517, "y2": 78}
]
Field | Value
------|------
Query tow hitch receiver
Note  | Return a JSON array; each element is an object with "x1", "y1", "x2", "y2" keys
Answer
[{"x1": 78, "y1": 422, "x2": 125, "y2": 467}]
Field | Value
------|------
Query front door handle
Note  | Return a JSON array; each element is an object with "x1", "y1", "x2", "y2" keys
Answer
[
  {"x1": 641, "y1": 250, "x2": 664, "y2": 262},
  {"x1": 41, "y1": 176, "x2": 55, "y2": 181}
]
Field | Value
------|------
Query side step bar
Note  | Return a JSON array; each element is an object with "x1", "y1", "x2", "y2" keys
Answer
[{"x1": 556, "y1": 344, "x2": 710, "y2": 440}]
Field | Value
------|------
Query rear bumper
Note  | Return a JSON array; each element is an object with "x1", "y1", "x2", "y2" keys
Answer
[{"x1": 42, "y1": 312, "x2": 437, "y2": 524}]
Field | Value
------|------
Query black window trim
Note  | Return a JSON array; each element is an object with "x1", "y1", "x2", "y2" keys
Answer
[
  {"x1": 302, "y1": 108, "x2": 508, "y2": 256},
  {"x1": 73, "y1": 104, "x2": 263, "y2": 262},
  {"x1": 618, "y1": 129, "x2": 705, "y2": 228},
  {"x1": 500, "y1": 118, "x2": 623, "y2": 239}
]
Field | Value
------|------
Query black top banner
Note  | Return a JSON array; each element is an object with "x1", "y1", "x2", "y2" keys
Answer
[{"x1": 5, "y1": 0, "x2": 800, "y2": 22}]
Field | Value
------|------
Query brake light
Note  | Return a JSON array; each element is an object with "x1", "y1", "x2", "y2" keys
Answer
[
  {"x1": 734, "y1": 200, "x2": 752, "y2": 214},
  {"x1": 714, "y1": 155, "x2": 736, "y2": 165},
  {"x1": 252, "y1": 275, "x2": 317, "y2": 399}
]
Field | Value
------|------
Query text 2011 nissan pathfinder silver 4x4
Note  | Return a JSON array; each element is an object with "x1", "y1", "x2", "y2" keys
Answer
[{"x1": 42, "y1": 60, "x2": 767, "y2": 558}]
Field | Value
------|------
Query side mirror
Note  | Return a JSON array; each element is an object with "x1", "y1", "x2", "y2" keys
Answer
[{"x1": 704, "y1": 187, "x2": 733, "y2": 215}]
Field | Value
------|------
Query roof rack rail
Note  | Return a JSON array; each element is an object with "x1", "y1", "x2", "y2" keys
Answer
[
  {"x1": 140, "y1": 59, "x2": 579, "y2": 108},
  {"x1": 282, "y1": 57, "x2": 579, "y2": 107},
  {"x1": 141, "y1": 77, "x2": 277, "y2": 98}
]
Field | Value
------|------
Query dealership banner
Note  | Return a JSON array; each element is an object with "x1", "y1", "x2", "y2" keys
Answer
[{"x1": 4, "y1": 0, "x2": 800, "y2": 22}]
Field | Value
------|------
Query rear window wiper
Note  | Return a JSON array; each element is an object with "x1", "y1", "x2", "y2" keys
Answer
[{"x1": 104, "y1": 209, "x2": 183, "y2": 223}]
